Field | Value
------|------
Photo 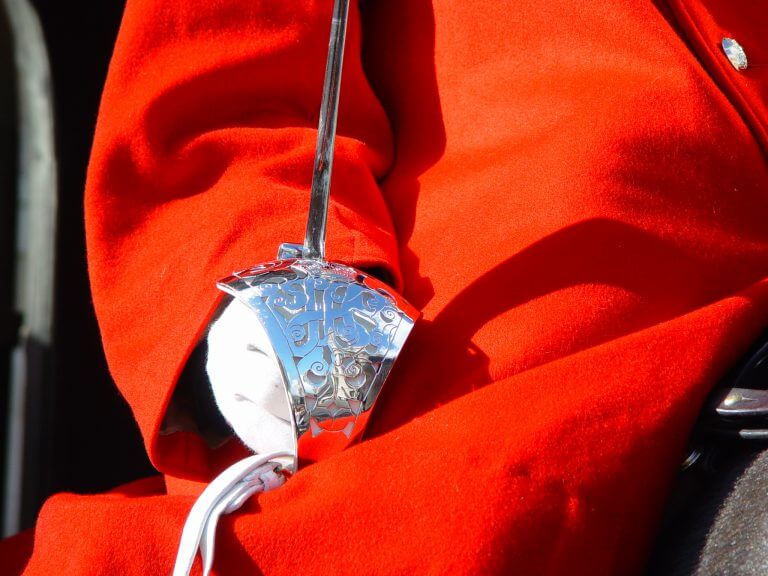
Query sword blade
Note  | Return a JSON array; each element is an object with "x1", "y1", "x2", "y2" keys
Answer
[{"x1": 304, "y1": 0, "x2": 350, "y2": 261}]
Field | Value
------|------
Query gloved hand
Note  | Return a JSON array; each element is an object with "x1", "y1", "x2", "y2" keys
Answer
[{"x1": 206, "y1": 299, "x2": 293, "y2": 455}]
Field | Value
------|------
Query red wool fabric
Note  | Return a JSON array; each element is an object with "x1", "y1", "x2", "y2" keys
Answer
[{"x1": 3, "y1": 0, "x2": 768, "y2": 574}]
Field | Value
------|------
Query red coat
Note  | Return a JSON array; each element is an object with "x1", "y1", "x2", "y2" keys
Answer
[{"x1": 3, "y1": 0, "x2": 768, "y2": 574}]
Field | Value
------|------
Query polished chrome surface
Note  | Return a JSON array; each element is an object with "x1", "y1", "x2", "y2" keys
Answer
[
  {"x1": 722, "y1": 37, "x2": 748, "y2": 71},
  {"x1": 277, "y1": 242, "x2": 305, "y2": 260},
  {"x1": 218, "y1": 259, "x2": 417, "y2": 471},
  {"x1": 717, "y1": 388, "x2": 768, "y2": 418},
  {"x1": 304, "y1": 0, "x2": 349, "y2": 261}
]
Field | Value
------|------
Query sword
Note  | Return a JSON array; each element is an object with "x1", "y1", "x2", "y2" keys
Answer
[
  {"x1": 174, "y1": 5, "x2": 420, "y2": 572},
  {"x1": 216, "y1": 0, "x2": 419, "y2": 472}
]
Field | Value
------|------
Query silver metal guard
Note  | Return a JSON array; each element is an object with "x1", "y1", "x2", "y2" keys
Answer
[{"x1": 217, "y1": 258, "x2": 418, "y2": 473}]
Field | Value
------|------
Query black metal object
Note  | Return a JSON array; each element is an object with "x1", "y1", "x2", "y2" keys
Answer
[
  {"x1": 0, "y1": 1, "x2": 19, "y2": 531},
  {"x1": 700, "y1": 336, "x2": 768, "y2": 440},
  {"x1": 646, "y1": 332, "x2": 768, "y2": 575}
]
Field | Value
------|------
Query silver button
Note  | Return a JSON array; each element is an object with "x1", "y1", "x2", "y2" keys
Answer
[{"x1": 722, "y1": 37, "x2": 748, "y2": 71}]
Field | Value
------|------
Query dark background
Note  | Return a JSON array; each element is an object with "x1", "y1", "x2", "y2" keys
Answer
[{"x1": 13, "y1": 0, "x2": 154, "y2": 527}]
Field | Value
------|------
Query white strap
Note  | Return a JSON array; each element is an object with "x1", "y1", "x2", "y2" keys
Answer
[{"x1": 172, "y1": 452, "x2": 291, "y2": 576}]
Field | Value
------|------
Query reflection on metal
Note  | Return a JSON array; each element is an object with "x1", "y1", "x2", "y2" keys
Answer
[
  {"x1": 721, "y1": 37, "x2": 748, "y2": 71},
  {"x1": 717, "y1": 388, "x2": 768, "y2": 418},
  {"x1": 218, "y1": 0, "x2": 418, "y2": 472},
  {"x1": 304, "y1": 0, "x2": 349, "y2": 261},
  {"x1": 218, "y1": 260, "x2": 417, "y2": 467},
  {"x1": 2, "y1": 0, "x2": 57, "y2": 537},
  {"x1": 697, "y1": 335, "x2": 768, "y2": 444},
  {"x1": 708, "y1": 387, "x2": 768, "y2": 441}
]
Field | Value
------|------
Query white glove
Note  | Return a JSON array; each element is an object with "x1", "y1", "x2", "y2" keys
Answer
[{"x1": 206, "y1": 299, "x2": 293, "y2": 455}]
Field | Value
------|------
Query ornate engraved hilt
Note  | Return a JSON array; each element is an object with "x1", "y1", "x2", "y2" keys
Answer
[
  {"x1": 218, "y1": 259, "x2": 417, "y2": 468},
  {"x1": 216, "y1": 0, "x2": 418, "y2": 472}
]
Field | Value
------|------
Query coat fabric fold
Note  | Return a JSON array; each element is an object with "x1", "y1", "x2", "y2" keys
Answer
[{"x1": 3, "y1": 0, "x2": 768, "y2": 574}]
